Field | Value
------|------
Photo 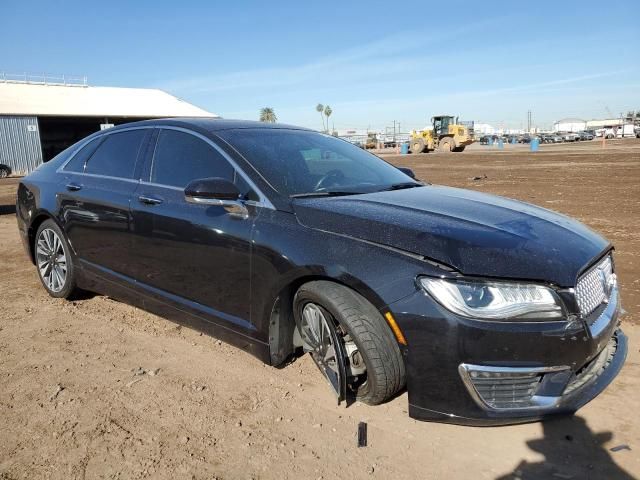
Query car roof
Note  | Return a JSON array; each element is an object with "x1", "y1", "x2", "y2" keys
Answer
[{"x1": 107, "y1": 117, "x2": 313, "y2": 133}]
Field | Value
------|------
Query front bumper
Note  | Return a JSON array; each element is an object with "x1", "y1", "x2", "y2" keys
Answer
[{"x1": 390, "y1": 288, "x2": 627, "y2": 426}]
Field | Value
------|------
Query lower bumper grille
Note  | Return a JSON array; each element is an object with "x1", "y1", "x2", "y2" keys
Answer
[
  {"x1": 460, "y1": 367, "x2": 544, "y2": 409},
  {"x1": 471, "y1": 373, "x2": 541, "y2": 409}
]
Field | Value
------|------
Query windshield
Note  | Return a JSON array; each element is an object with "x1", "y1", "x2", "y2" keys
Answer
[{"x1": 217, "y1": 128, "x2": 416, "y2": 197}]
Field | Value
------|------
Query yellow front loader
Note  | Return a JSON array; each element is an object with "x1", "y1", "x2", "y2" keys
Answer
[{"x1": 409, "y1": 115, "x2": 474, "y2": 153}]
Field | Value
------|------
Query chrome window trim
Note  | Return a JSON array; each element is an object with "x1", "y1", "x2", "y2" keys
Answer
[
  {"x1": 69, "y1": 172, "x2": 140, "y2": 184},
  {"x1": 56, "y1": 126, "x2": 154, "y2": 175},
  {"x1": 139, "y1": 180, "x2": 183, "y2": 192},
  {"x1": 150, "y1": 126, "x2": 275, "y2": 210}
]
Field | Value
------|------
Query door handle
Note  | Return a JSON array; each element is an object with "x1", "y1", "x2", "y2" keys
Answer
[
  {"x1": 66, "y1": 183, "x2": 82, "y2": 191},
  {"x1": 138, "y1": 194, "x2": 163, "y2": 205}
]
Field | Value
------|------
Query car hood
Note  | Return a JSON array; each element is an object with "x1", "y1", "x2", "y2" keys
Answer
[{"x1": 293, "y1": 185, "x2": 609, "y2": 286}]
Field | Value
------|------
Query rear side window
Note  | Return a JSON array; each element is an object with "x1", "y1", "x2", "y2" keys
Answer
[
  {"x1": 85, "y1": 130, "x2": 146, "y2": 179},
  {"x1": 151, "y1": 129, "x2": 233, "y2": 188},
  {"x1": 63, "y1": 137, "x2": 102, "y2": 173}
]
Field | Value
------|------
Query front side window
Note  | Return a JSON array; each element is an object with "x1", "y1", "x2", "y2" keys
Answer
[
  {"x1": 85, "y1": 130, "x2": 146, "y2": 179},
  {"x1": 217, "y1": 128, "x2": 414, "y2": 196},
  {"x1": 151, "y1": 130, "x2": 234, "y2": 188}
]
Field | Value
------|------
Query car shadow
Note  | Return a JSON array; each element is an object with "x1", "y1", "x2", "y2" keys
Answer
[
  {"x1": 0, "y1": 204, "x2": 16, "y2": 215},
  {"x1": 497, "y1": 415, "x2": 634, "y2": 480},
  {"x1": 70, "y1": 289, "x2": 98, "y2": 301}
]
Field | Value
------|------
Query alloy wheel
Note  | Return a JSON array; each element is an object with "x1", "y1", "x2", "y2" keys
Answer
[
  {"x1": 299, "y1": 303, "x2": 347, "y2": 401},
  {"x1": 36, "y1": 228, "x2": 67, "y2": 293}
]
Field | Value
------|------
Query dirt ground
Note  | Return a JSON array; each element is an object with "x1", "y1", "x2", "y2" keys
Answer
[{"x1": 0, "y1": 139, "x2": 639, "y2": 480}]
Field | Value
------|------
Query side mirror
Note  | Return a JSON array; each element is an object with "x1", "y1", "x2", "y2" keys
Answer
[
  {"x1": 397, "y1": 167, "x2": 416, "y2": 179},
  {"x1": 184, "y1": 177, "x2": 240, "y2": 203},
  {"x1": 184, "y1": 177, "x2": 248, "y2": 219}
]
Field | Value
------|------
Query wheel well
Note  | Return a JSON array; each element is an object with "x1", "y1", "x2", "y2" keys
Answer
[
  {"x1": 268, "y1": 275, "x2": 372, "y2": 366},
  {"x1": 27, "y1": 214, "x2": 53, "y2": 264}
]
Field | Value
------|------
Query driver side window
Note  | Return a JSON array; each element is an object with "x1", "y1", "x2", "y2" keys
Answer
[{"x1": 151, "y1": 130, "x2": 234, "y2": 188}]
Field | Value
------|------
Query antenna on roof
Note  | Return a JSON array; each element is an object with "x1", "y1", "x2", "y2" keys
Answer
[{"x1": 0, "y1": 72, "x2": 88, "y2": 87}]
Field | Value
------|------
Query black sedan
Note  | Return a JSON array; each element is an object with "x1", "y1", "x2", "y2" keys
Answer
[{"x1": 16, "y1": 119, "x2": 626, "y2": 425}]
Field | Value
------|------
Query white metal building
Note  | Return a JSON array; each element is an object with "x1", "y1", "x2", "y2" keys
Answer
[
  {"x1": 586, "y1": 118, "x2": 625, "y2": 129},
  {"x1": 0, "y1": 80, "x2": 216, "y2": 174},
  {"x1": 553, "y1": 118, "x2": 586, "y2": 132}
]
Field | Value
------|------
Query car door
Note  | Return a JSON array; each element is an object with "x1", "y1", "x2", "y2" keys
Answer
[
  {"x1": 130, "y1": 127, "x2": 260, "y2": 331},
  {"x1": 59, "y1": 128, "x2": 151, "y2": 280}
]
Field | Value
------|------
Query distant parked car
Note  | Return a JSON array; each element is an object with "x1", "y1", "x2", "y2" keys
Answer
[
  {"x1": 563, "y1": 133, "x2": 580, "y2": 142},
  {"x1": 0, "y1": 164, "x2": 11, "y2": 178},
  {"x1": 579, "y1": 131, "x2": 594, "y2": 141},
  {"x1": 549, "y1": 134, "x2": 564, "y2": 143}
]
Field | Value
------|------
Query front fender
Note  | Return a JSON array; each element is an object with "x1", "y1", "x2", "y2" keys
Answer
[{"x1": 250, "y1": 209, "x2": 446, "y2": 339}]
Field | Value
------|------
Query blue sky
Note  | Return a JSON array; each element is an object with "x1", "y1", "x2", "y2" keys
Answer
[{"x1": 2, "y1": 0, "x2": 638, "y2": 131}]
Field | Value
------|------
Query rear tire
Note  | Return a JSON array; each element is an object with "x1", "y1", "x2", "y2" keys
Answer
[
  {"x1": 35, "y1": 219, "x2": 77, "y2": 299},
  {"x1": 293, "y1": 281, "x2": 405, "y2": 405}
]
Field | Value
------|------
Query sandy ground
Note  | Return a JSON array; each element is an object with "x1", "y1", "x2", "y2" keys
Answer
[{"x1": 0, "y1": 139, "x2": 639, "y2": 479}]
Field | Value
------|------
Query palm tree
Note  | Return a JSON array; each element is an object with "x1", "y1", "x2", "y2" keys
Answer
[
  {"x1": 259, "y1": 107, "x2": 277, "y2": 123},
  {"x1": 316, "y1": 103, "x2": 325, "y2": 131},
  {"x1": 324, "y1": 105, "x2": 332, "y2": 132}
]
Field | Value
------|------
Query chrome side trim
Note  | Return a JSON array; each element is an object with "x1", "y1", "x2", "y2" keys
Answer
[
  {"x1": 66, "y1": 172, "x2": 140, "y2": 184},
  {"x1": 184, "y1": 196, "x2": 249, "y2": 219},
  {"x1": 458, "y1": 363, "x2": 569, "y2": 412},
  {"x1": 139, "y1": 180, "x2": 182, "y2": 191}
]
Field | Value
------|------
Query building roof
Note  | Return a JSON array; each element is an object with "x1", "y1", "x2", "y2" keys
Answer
[
  {"x1": 0, "y1": 82, "x2": 216, "y2": 118},
  {"x1": 554, "y1": 118, "x2": 585, "y2": 124}
]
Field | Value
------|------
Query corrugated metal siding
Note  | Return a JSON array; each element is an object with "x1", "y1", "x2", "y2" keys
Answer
[{"x1": 0, "y1": 116, "x2": 43, "y2": 174}]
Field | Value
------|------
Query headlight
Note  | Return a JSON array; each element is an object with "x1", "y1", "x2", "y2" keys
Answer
[{"x1": 419, "y1": 277, "x2": 564, "y2": 320}]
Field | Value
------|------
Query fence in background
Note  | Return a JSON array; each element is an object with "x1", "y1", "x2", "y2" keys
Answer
[{"x1": 0, "y1": 72, "x2": 88, "y2": 87}]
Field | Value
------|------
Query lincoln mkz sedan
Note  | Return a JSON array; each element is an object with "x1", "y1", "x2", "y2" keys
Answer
[{"x1": 16, "y1": 119, "x2": 627, "y2": 425}]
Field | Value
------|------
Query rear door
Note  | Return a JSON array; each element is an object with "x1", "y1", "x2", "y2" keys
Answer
[
  {"x1": 129, "y1": 127, "x2": 261, "y2": 330},
  {"x1": 60, "y1": 128, "x2": 150, "y2": 280}
]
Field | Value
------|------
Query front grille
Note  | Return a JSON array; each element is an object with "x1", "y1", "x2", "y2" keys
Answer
[
  {"x1": 575, "y1": 256, "x2": 614, "y2": 316},
  {"x1": 465, "y1": 370, "x2": 542, "y2": 409}
]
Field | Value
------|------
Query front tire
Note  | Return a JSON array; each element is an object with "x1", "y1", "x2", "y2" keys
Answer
[
  {"x1": 411, "y1": 138, "x2": 426, "y2": 154},
  {"x1": 35, "y1": 219, "x2": 77, "y2": 298},
  {"x1": 439, "y1": 138, "x2": 453, "y2": 152},
  {"x1": 294, "y1": 281, "x2": 405, "y2": 405}
]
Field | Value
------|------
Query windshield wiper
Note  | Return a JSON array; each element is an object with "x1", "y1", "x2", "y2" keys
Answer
[
  {"x1": 381, "y1": 182, "x2": 424, "y2": 191},
  {"x1": 290, "y1": 190, "x2": 365, "y2": 199}
]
